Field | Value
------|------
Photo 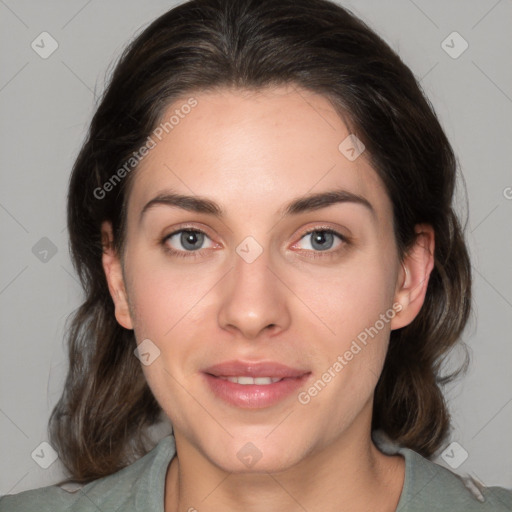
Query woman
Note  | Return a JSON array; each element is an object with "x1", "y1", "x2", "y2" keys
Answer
[{"x1": 1, "y1": 0, "x2": 510, "y2": 510}]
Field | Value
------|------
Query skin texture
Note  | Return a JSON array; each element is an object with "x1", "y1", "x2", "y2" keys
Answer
[{"x1": 101, "y1": 85, "x2": 435, "y2": 512}]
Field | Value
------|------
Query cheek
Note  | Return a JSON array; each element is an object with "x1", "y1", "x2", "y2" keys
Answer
[
  {"x1": 291, "y1": 252, "x2": 398, "y2": 405},
  {"x1": 126, "y1": 254, "x2": 213, "y2": 338},
  {"x1": 296, "y1": 255, "x2": 396, "y2": 339},
  {"x1": 296, "y1": 267, "x2": 396, "y2": 422}
]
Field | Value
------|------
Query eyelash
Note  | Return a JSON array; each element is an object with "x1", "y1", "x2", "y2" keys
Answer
[{"x1": 160, "y1": 226, "x2": 348, "y2": 260}]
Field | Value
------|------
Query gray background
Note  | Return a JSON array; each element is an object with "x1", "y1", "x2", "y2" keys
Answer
[{"x1": 1, "y1": 0, "x2": 511, "y2": 495}]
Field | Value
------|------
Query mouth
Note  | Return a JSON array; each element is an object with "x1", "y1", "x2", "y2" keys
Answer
[
  {"x1": 202, "y1": 360, "x2": 311, "y2": 409},
  {"x1": 216, "y1": 376, "x2": 284, "y2": 385}
]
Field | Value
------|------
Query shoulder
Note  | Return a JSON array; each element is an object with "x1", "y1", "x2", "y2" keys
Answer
[
  {"x1": 0, "y1": 435, "x2": 176, "y2": 512},
  {"x1": 396, "y1": 446, "x2": 512, "y2": 511},
  {"x1": 0, "y1": 484, "x2": 74, "y2": 512},
  {"x1": 372, "y1": 430, "x2": 512, "y2": 511}
]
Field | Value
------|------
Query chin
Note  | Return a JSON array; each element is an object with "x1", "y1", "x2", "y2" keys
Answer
[{"x1": 205, "y1": 436, "x2": 306, "y2": 474}]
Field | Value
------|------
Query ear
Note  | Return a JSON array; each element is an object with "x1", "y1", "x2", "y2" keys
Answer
[
  {"x1": 101, "y1": 220, "x2": 134, "y2": 330},
  {"x1": 390, "y1": 224, "x2": 435, "y2": 330}
]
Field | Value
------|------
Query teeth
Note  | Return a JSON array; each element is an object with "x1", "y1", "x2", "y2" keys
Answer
[{"x1": 218, "y1": 376, "x2": 283, "y2": 385}]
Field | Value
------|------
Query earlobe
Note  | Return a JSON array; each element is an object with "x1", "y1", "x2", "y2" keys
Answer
[
  {"x1": 101, "y1": 221, "x2": 134, "y2": 330},
  {"x1": 391, "y1": 224, "x2": 435, "y2": 330}
]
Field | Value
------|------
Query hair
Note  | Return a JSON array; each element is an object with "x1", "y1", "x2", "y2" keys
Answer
[{"x1": 49, "y1": 0, "x2": 471, "y2": 485}]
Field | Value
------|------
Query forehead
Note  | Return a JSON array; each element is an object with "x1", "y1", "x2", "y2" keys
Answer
[{"x1": 127, "y1": 85, "x2": 391, "y2": 224}]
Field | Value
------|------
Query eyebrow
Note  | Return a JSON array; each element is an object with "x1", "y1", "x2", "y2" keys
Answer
[{"x1": 139, "y1": 187, "x2": 375, "y2": 224}]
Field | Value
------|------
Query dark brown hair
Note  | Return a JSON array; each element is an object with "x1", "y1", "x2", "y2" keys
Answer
[{"x1": 50, "y1": 0, "x2": 471, "y2": 484}]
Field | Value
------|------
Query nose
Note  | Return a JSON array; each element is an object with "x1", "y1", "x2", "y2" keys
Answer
[{"x1": 217, "y1": 245, "x2": 291, "y2": 340}]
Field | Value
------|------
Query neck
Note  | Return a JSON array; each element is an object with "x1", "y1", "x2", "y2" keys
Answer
[{"x1": 164, "y1": 409, "x2": 405, "y2": 512}]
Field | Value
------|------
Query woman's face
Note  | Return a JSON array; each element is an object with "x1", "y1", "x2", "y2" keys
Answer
[{"x1": 103, "y1": 85, "x2": 430, "y2": 473}]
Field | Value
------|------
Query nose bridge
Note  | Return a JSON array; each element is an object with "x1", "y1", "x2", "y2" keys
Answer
[{"x1": 217, "y1": 235, "x2": 290, "y2": 338}]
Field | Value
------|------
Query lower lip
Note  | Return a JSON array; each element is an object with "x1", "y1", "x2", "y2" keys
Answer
[{"x1": 203, "y1": 373, "x2": 310, "y2": 409}]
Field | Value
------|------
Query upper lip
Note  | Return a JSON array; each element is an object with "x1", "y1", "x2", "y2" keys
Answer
[{"x1": 203, "y1": 360, "x2": 310, "y2": 379}]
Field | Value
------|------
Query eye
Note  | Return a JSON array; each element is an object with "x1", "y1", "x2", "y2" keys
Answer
[
  {"x1": 161, "y1": 226, "x2": 348, "y2": 260},
  {"x1": 162, "y1": 228, "x2": 214, "y2": 258},
  {"x1": 294, "y1": 228, "x2": 346, "y2": 254}
]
